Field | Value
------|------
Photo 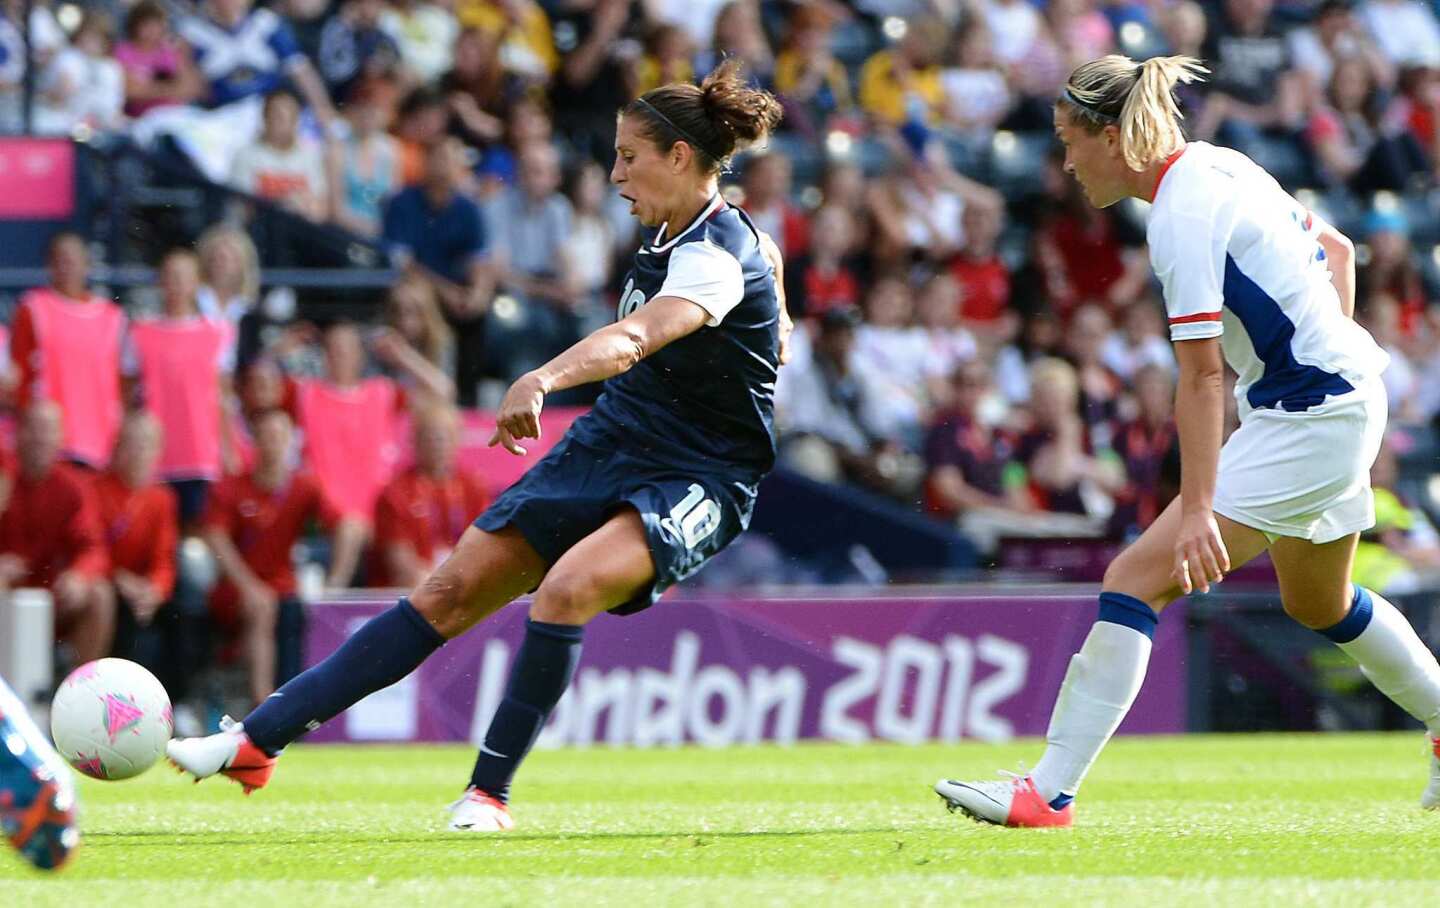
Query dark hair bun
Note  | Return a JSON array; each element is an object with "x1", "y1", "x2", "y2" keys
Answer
[{"x1": 699, "y1": 58, "x2": 783, "y2": 154}]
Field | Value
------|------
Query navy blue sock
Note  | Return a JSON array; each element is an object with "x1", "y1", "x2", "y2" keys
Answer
[
  {"x1": 470, "y1": 619, "x2": 584, "y2": 802},
  {"x1": 1319, "y1": 585, "x2": 1374, "y2": 643},
  {"x1": 1097, "y1": 591, "x2": 1159, "y2": 640},
  {"x1": 242, "y1": 598, "x2": 444, "y2": 754},
  {"x1": 1049, "y1": 793, "x2": 1075, "y2": 811}
]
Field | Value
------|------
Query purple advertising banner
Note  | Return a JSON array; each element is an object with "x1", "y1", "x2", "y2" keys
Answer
[{"x1": 304, "y1": 591, "x2": 1187, "y2": 746}]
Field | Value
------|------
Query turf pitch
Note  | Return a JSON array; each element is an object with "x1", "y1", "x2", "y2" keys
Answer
[{"x1": 4, "y1": 732, "x2": 1439, "y2": 906}]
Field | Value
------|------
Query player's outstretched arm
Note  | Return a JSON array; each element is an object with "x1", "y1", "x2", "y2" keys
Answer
[
  {"x1": 756, "y1": 231, "x2": 793, "y2": 365},
  {"x1": 1170, "y1": 336, "x2": 1230, "y2": 595},
  {"x1": 1310, "y1": 213, "x2": 1356, "y2": 318},
  {"x1": 489, "y1": 297, "x2": 711, "y2": 454}
]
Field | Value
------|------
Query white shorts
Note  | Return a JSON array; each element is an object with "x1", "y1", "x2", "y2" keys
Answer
[{"x1": 1212, "y1": 381, "x2": 1387, "y2": 544}]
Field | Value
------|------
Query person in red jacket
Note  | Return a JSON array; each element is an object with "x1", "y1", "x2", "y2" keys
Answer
[
  {"x1": 203, "y1": 408, "x2": 365, "y2": 705},
  {"x1": 94, "y1": 412, "x2": 202, "y2": 704},
  {"x1": 371, "y1": 405, "x2": 489, "y2": 588},
  {"x1": 0, "y1": 402, "x2": 110, "y2": 663}
]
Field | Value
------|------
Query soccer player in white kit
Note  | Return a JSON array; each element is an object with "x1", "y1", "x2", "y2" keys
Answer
[{"x1": 936, "y1": 54, "x2": 1440, "y2": 827}]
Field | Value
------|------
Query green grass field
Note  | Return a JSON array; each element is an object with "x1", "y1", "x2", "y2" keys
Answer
[{"x1": 4, "y1": 733, "x2": 1440, "y2": 906}]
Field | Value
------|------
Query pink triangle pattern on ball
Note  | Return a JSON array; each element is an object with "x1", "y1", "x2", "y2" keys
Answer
[
  {"x1": 72, "y1": 752, "x2": 106, "y2": 779},
  {"x1": 104, "y1": 694, "x2": 145, "y2": 744}
]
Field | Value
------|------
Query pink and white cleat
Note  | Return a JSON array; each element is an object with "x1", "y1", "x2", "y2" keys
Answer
[
  {"x1": 934, "y1": 773, "x2": 1074, "y2": 828},
  {"x1": 1423, "y1": 736, "x2": 1440, "y2": 811},
  {"x1": 447, "y1": 787, "x2": 514, "y2": 832},
  {"x1": 166, "y1": 717, "x2": 277, "y2": 795}
]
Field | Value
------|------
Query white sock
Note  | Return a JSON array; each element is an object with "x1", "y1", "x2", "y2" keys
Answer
[
  {"x1": 1330, "y1": 587, "x2": 1440, "y2": 737},
  {"x1": 1031, "y1": 619, "x2": 1152, "y2": 803}
]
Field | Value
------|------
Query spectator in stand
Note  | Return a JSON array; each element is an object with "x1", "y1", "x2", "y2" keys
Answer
[
  {"x1": 1358, "y1": 291, "x2": 1420, "y2": 420},
  {"x1": 116, "y1": 1, "x2": 204, "y2": 118},
  {"x1": 0, "y1": 402, "x2": 110, "y2": 663},
  {"x1": 382, "y1": 0, "x2": 460, "y2": 84},
  {"x1": 196, "y1": 223, "x2": 260, "y2": 327},
  {"x1": 178, "y1": 0, "x2": 336, "y2": 123},
  {"x1": 1288, "y1": 0, "x2": 1394, "y2": 107},
  {"x1": 317, "y1": 0, "x2": 400, "y2": 105},
  {"x1": 383, "y1": 136, "x2": 496, "y2": 406},
  {"x1": 859, "y1": 20, "x2": 946, "y2": 126},
  {"x1": 0, "y1": 14, "x2": 23, "y2": 134},
  {"x1": 0, "y1": 0, "x2": 65, "y2": 137},
  {"x1": 697, "y1": 1, "x2": 773, "y2": 82},
  {"x1": 94, "y1": 413, "x2": 199, "y2": 709},
  {"x1": 126, "y1": 249, "x2": 237, "y2": 531},
  {"x1": 441, "y1": 26, "x2": 511, "y2": 147},
  {"x1": 853, "y1": 276, "x2": 930, "y2": 445},
  {"x1": 773, "y1": 5, "x2": 853, "y2": 137},
  {"x1": 204, "y1": 408, "x2": 364, "y2": 705},
  {"x1": 1355, "y1": 434, "x2": 1440, "y2": 594},
  {"x1": 1032, "y1": 174, "x2": 1150, "y2": 320},
  {"x1": 634, "y1": 23, "x2": 693, "y2": 96},
  {"x1": 1357, "y1": 206, "x2": 1429, "y2": 336},
  {"x1": 231, "y1": 88, "x2": 331, "y2": 224},
  {"x1": 33, "y1": 11, "x2": 125, "y2": 136},
  {"x1": 1108, "y1": 363, "x2": 1177, "y2": 536},
  {"x1": 10, "y1": 232, "x2": 126, "y2": 469},
  {"x1": 294, "y1": 322, "x2": 435, "y2": 528},
  {"x1": 775, "y1": 307, "x2": 919, "y2": 495},
  {"x1": 923, "y1": 359, "x2": 1030, "y2": 522},
  {"x1": 995, "y1": 307, "x2": 1065, "y2": 404},
  {"x1": 454, "y1": 0, "x2": 558, "y2": 84},
  {"x1": 866, "y1": 137, "x2": 980, "y2": 265},
  {"x1": 741, "y1": 153, "x2": 809, "y2": 258},
  {"x1": 564, "y1": 161, "x2": 617, "y2": 319},
  {"x1": 331, "y1": 81, "x2": 404, "y2": 237},
  {"x1": 546, "y1": 0, "x2": 637, "y2": 164},
  {"x1": 1308, "y1": 57, "x2": 1432, "y2": 193},
  {"x1": 371, "y1": 404, "x2": 488, "y2": 588},
  {"x1": 484, "y1": 140, "x2": 583, "y2": 379},
  {"x1": 1012, "y1": 357, "x2": 1125, "y2": 518},
  {"x1": 1395, "y1": 64, "x2": 1440, "y2": 170},
  {"x1": 940, "y1": 19, "x2": 1014, "y2": 134},
  {"x1": 1064, "y1": 303, "x2": 1123, "y2": 444},
  {"x1": 647, "y1": 0, "x2": 727, "y2": 49},
  {"x1": 381, "y1": 274, "x2": 456, "y2": 393},
  {"x1": 982, "y1": 0, "x2": 1044, "y2": 71},
  {"x1": 1359, "y1": 0, "x2": 1440, "y2": 68},
  {"x1": 1193, "y1": 0, "x2": 1306, "y2": 158},
  {"x1": 392, "y1": 86, "x2": 451, "y2": 184},
  {"x1": 1101, "y1": 298, "x2": 1176, "y2": 380},
  {"x1": 947, "y1": 197, "x2": 1013, "y2": 341},
  {"x1": 784, "y1": 204, "x2": 862, "y2": 320},
  {"x1": 916, "y1": 272, "x2": 978, "y2": 409},
  {"x1": 227, "y1": 357, "x2": 290, "y2": 474}
]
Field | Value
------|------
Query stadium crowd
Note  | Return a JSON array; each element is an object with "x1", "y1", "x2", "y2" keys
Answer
[{"x1": 0, "y1": 0, "x2": 1439, "y2": 720}]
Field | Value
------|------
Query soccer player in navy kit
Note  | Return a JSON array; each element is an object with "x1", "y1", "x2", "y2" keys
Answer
[{"x1": 168, "y1": 61, "x2": 791, "y2": 831}]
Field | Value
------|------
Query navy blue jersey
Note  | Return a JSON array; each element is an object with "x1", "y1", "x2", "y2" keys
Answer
[{"x1": 572, "y1": 196, "x2": 780, "y2": 474}]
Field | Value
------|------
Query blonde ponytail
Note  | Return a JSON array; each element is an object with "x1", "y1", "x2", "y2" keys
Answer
[{"x1": 1061, "y1": 54, "x2": 1208, "y2": 172}]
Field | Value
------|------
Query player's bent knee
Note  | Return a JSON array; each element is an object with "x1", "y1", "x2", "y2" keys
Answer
[
  {"x1": 530, "y1": 572, "x2": 608, "y2": 626},
  {"x1": 1101, "y1": 554, "x2": 1182, "y2": 613},
  {"x1": 1280, "y1": 592, "x2": 1350, "y2": 630}
]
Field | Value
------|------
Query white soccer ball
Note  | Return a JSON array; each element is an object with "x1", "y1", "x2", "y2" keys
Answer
[{"x1": 50, "y1": 658, "x2": 173, "y2": 780}]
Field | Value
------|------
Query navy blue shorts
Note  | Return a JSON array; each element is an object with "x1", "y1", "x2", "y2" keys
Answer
[{"x1": 474, "y1": 431, "x2": 758, "y2": 615}]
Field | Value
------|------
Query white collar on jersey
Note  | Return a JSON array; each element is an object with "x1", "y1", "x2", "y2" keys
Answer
[{"x1": 644, "y1": 195, "x2": 724, "y2": 255}]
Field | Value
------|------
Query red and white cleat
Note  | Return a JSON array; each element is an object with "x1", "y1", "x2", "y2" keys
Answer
[
  {"x1": 447, "y1": 787, "x2": 514, "y2": 832},
  {"x1": 166, "y1": 717, "x2": 277, "y2": 795},
  {"x1": 1423, "y1": 736, "x2": 1440, "y2": 811},
  {"x1": 934, "y1": 773, "x2": 1074, "y2": 828}
]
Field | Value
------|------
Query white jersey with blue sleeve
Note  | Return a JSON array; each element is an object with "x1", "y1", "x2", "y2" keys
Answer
[{"x1": 1147, "y1": 142, "x2": 1388, "y2": 418}]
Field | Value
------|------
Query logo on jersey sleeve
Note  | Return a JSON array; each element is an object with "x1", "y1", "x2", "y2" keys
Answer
[
  {"x1": 659, "y1": 483, "x2": 722, "y2": 550},
  {"x1": 618, "y1": 277, "x2": 648, "y2": 320}
]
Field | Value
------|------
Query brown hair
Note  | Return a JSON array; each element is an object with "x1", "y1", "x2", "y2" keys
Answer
[{"x1": 622, "y1": 58, "x2": 783, "y2": 174}]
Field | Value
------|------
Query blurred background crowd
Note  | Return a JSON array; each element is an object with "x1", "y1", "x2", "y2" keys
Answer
[{"x1": 0, "y1": 0, "x2": 1438, "y2": 724}]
